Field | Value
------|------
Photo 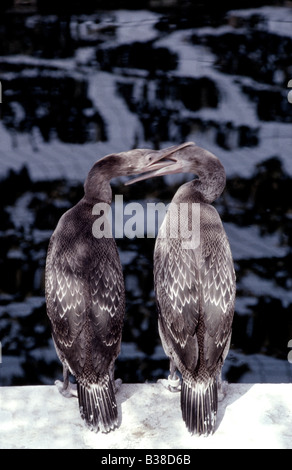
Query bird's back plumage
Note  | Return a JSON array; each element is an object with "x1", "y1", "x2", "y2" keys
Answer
[
  {"x1": 45, "y1": 200, "x2": 125, "y2": 432},
  {"x1": 155, "y1": 201, "x2": 235, "y2": 435}
]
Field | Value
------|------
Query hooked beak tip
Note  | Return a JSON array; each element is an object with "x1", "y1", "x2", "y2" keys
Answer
[{"x1": 125, "y1": 141, "x2": 194, "y2": 186}]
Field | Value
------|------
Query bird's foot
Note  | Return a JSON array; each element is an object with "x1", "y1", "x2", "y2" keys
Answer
[
  {"x1": 158, "y1": 374, "x2": 181, "y2": 393},
  {"x1": 218, "y1": 380, "x2": 228, "y2": 402},
  {"x1": 114, "y1": 378, "x2": 122, "y2": 393},
  {"x1": 55, "y1": 379, "x2": 77, "y2": 398},
  {"x1": 167, "y1": 374, "x2": 181, "y2": 392}
]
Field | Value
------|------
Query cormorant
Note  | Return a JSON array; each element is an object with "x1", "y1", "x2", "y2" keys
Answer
[
  {"x1": 45, "y1": 148, "x2": 174, "y2": 433},
  {"x1": 126, "y1": 142, "x2": 236, "y2": 436}
]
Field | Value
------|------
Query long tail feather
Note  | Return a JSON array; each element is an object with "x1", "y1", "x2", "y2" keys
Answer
[
  {"x1": 77, "y1": 375, "x2": 118, "y2": 433},
  {"x1": 181, "y1": 377, "x2": 217, "y2": 436}
]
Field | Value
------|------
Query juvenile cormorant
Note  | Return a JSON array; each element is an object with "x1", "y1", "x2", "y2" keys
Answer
[
  {"x1": 126, "y1": 142, "x2": 236, "y2": 436},
  {"x1": 45, "y1": 148, "x2": 174, "y2": 433}
]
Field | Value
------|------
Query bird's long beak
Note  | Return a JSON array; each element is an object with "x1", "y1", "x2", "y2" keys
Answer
[{"x1": 125, "y1": 142, "x2": 194, "y2": 186}]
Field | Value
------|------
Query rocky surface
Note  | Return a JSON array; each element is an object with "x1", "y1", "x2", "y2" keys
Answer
[{"x1": 0, "y1": 383, "x2": 292, "y2": 449}]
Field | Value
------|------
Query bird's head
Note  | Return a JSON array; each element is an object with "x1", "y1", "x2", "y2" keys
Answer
[
  {"x1": 125, "y1": 141, "x2": 222, "y2": 183},
  {"x1": 125, "y1": 141, "x2": 226, "y2": 202},
  {"x1": 97, "y1": 146, "x2": 185, "y2": 178},
  {"x1": 84, "y1": 146, "x2": 182, "y2": 202}
]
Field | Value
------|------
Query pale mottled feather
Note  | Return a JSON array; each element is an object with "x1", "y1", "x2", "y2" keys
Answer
[
  {"x1": 153, "y1": 145, "x2": 236, "y2": 436},
  {"x1": 45, "y1": 204, "x2": 125, "y2": 378}
]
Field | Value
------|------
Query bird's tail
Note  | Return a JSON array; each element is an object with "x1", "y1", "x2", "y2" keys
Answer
[
  {"x1": 77, "y1": 375, "x2": 118, "y2": 433},
  {"x1": 181, "y1": 376, "x2": 218, "y2": 436}
]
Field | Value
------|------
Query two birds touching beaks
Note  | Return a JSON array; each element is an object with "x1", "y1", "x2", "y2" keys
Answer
[{"x1": 45, "y1": 141, "x2": 236, "y2": 437}]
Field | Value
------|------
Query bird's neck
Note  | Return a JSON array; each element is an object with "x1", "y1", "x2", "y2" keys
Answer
[
  {"x1": 84, "y1": 180, "x2": 112, "y2": 205},
  {"x1": 197, "y1": 158, "x2": 226, "y2": 203},
  {"x1": 83, "y1": 163, "x2": 113, "y2": 205},
  {"x1": 193, "y1": 178, "x2": 223, "y2": 204},
  {"x1": 173, "y1": 174, "x2": 225, "y2": 205}
]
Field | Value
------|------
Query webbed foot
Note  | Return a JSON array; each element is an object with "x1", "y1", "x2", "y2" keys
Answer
[
  {"x1": 55, "y1": 365, "x2": 77, "y2": 398},
  {"x1": 158, "y1": 374, "x2": 181, "y2": 393},
  {"x1": 218, "y1": 376, "x2": 228, "y2": 402},
  {"x1": 55, "y1": 379, "x2": 78, "y2": 398},
  {"x1": 114, "y1": 378, "x2": 122, "y2": 393}
]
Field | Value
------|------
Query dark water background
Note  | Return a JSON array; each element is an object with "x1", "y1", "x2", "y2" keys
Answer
[{"x1": 0, "y1": 1, "x2": 292, "y2": 386}]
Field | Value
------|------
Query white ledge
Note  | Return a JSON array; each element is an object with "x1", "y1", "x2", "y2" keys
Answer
[{"x1": 0, "y1": 383, "x2": 292, "y2": 449}]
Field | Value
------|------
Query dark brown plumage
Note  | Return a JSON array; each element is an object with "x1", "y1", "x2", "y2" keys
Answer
[
  {"x1": 126, "y1": 142, "x2": 236, "y2": 436},
  {"x1": 45, "y1": 148, "x2": 174, "y2": 432}
]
